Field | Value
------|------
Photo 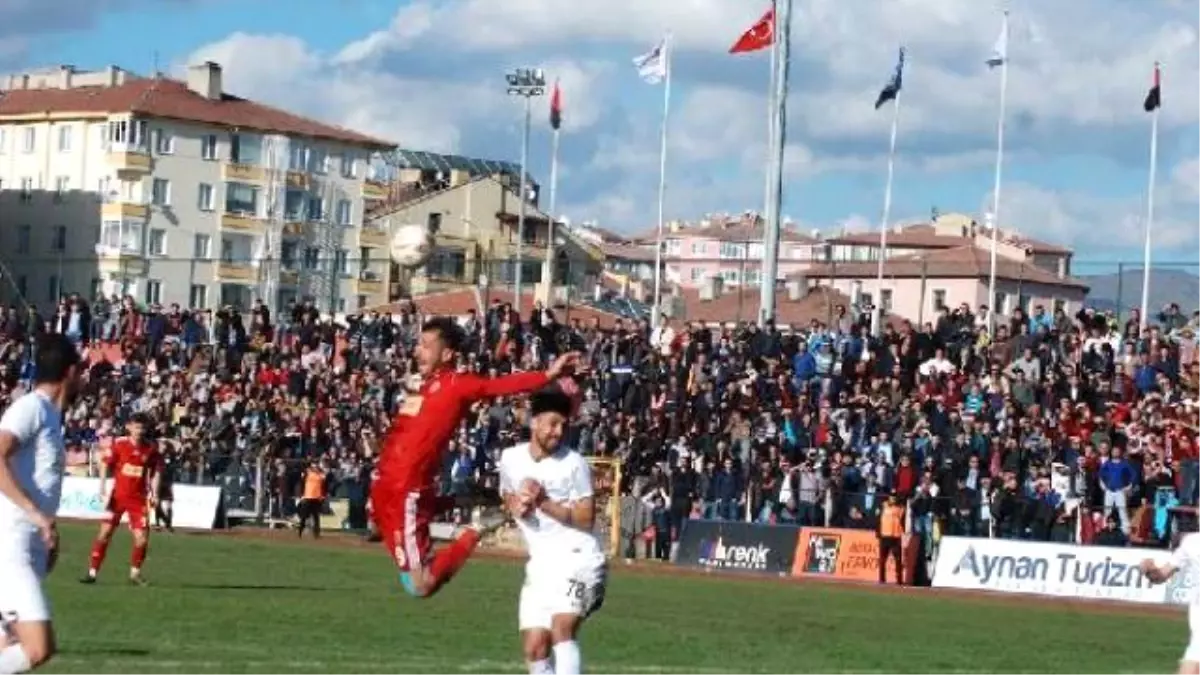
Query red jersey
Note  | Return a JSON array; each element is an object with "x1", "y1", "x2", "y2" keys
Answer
[
  {"x1": 378, "y1": 368, "x2": 549, "y2": 489},
  {"x1": 105, "y1": 436, "x2": 162, "y2": 500}
]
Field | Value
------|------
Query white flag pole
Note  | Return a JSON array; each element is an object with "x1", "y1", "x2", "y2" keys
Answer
[
  {"x1": 1139, "y1": 66, "x2": 1160, "y2": 331},
  {"x1": 987, "y1": 10, "x2": 1009, "y2": 337},
  {"x1": 762, "y1": 0, "x2": 779, "y2": 227},
  {"x1": 650, "y1": 36, "x2": 673, "y2": 331},
  {"x1": 875, "y1": 84, "x2": 902, "y2": 336}
]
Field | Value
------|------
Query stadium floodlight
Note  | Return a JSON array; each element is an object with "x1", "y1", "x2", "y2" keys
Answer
[{"x1": 504, "y1": 67, "x2": 546, "y2": 314}]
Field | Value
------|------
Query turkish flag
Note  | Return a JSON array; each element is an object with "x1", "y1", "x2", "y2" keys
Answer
[{"x1": 729, "y1": 7, "x2": 775, "y2": 54}]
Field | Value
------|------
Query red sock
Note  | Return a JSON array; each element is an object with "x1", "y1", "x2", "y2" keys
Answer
[
  {"x1": 89, "y1": 539, "x2": 109, "y2": 574},
  {"x1": 424, "y1": 529, "x2": 480, "y2": 597},
  {"x1": 131, "y1": 542, "x2": 148, "y2": 570}
]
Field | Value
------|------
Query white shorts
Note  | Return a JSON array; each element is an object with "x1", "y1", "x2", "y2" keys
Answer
[
  {"x1": 0, "y1": 530, "x2": 51, "y2": 626},
  {"x1": 518, "y1": 558, "x2": 607, "y2": 632}
]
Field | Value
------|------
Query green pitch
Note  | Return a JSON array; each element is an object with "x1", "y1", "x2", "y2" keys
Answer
[{"x1": 41, "y1": 523, "x2": 1183, "y2": 673}]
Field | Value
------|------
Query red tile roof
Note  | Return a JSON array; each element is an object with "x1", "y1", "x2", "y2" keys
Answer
[
  {"x1": 828, "y1": 223, "x2": 1072, "y2": 255},
  {"x1": 375, "y1": 288, "x2": 628, "y2": 329},
  {"x1": 0, "y1": 75, "x2": 392, "y2": 148},
  {"x1": 600, "y1": 242, "x2": 657, "y2": 262},
  {"x1": 801, "y1": 246, "x2": 1088, "y2": 290},
  {"x1": 667, "y1": 285, "x2": 903, "y2": 327}
]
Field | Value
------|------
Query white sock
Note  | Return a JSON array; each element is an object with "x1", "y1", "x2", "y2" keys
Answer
[
  {"x1": 528, "y1": 658, "x2": 553, "y2": 675},
  {"x1": 553, "y1": 640, "x2": 581, "y2": 675},
  {"x1": 0, "y1": 644, "x2": 31, "y2": 674}
]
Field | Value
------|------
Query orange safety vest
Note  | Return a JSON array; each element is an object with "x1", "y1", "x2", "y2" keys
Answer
[
  {"x1": 302, "y1": 469, "x2": 325, "y2": 500},
  {"x1": 880, "y1": 504, "x2": 905, "y2": 538}
]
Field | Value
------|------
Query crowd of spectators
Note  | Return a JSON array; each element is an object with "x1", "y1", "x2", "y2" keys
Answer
[{"x1": 2, "y1": 289, "x2": 1197, "y2": 561}]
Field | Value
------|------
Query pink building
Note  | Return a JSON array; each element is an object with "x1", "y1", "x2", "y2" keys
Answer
[{"x1": 638, "y1": 213, "x2": 823, "y2": 287}]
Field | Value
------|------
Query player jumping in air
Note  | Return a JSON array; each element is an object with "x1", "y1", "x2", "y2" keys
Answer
[
  {"x1": 371, "y1": 316, "x2": 580, "y2": 599},
  {"x1": 0, "y1": 334, "x2": 83, "y2": 674},
  {"x1": 80, "y1": 413, "x2": 162, "y2": 586},
  {"x1": 1141, "y1": 533, "x2": 1200, "y2": 674},
  {"x1": 499, "y1": 386, "x2": 606, "y2": 675}
]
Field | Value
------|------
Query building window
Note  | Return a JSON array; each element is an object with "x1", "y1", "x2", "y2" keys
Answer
[
  {"x1": 0, "y1": 129, "x2": 6, "y2": 153},
  {"x1": 994, "y1": 291, "x2": 1007, "y2": 316},
  {"x1": 145, "y1": 280, "x2": 162, "y2": 305},
  {"x1": 148, "y1": 229, "x2": 166, "y2": 256},
  {"x1": 690, "y1": 242, "x2": 706, "y2": 255},
  {"x1": 189, "y1": 284, "x2": 208, "y2": 309},
  {"x1": 201, "y1": 134, "x2": 218, "y2": 161},
  {"x1": 720, "y1": 269, "x2": 739, "y2": 283},
  {"x1": 19, "y1": 177, "x2": 32, "y2": 201},
  {"x1": 193, "y1": 233, "x2": 211, "y2": 259},
  {"x1": 284, "y1": 190, "x2": 307, "y2": 221},
  {"x1": 47, "y1": 275, "x2": 59, "y2": 302},
  {"x1": 336, "y1": 199, "x2": 352, "y2": 226},
  {"x1": 357, "y1": 295, "x2": 368, "y2": 309},
  {"x1": 933, "y1": 289, "x2": 947, "y2": 311},
  {"x1": 690, "y1": 268, "x2": 705, "y2": 282},
  {"x1": 426, "y1": 248, "x2": 466, "y2": 280},
  {"x1": 53, "y1": 176, "x2": 69, "y2": 201},
  {"x1": 303, "y1": 247, "x2": 320, "y2": 270},
  {"x1": 99, "y1": 220, "x2": 143, "y2": 254},
  {"x1": 334, "y1": 249, "x2": 348, "y2": 275},
  {"x1": 220, "y1": 239, "x2": 234, "y2": 263},
  {"x1": 151, "y1": 178, "x2": 170, "y2": 206},
  {"x1": 197, "y1": 183, "x2": 215, "y2": 211},
  {"x1": 745, "y1": 268, "x2": 761, "y2": 286},
  {"x1": 748, "y1": 243, "x2": 764, "y2": 259},
  {"x1": 880, "y1": 289, "x2": 894, "y2": 311},
  {"x1": 339, "y1": 154, "x2": 355, "y2": 178},
  {"x1": 17, "y1": 225, "x2": 30, "y2": 254},
  {"x1": 309, "y1": 148, "x2": 327, "y2": 173},
  {"x1": 22, "y1": 128, "x2": 35, "y2": 153},
  {"x1": 229, "y1": 133, "x2": 262, "y2": 164},
  {"x1": 52, "y1": 226, "x2": 66, "y2": 252},
  {"x1": 289, "y1": 144, "x2": 308, "y2": 171},
  {"x1": 225, "y1": 182, "x2": 259, "y2": 215},
  {"x1": 1054, "y1": 298, "x2": 1066, "y2": 314},
  {"x1": 90, "y1": 277, "x2": 103, "y2": 299},
  {"x1": 107, "y1": 119, "x2": 147, "y2": 149},
  {"x1": 664, "y1": 240, "x2": 680, "y2": 256},
  {"x1": 57, "y1": 126, "x2": 72, "y2": 152},
  {"x1": 719, "y1": 242, "x2": 746, "y2": 259},
  {"x1": 281, "y1": 241, "x2": 298, "y2": 269},
  {"x1": 307, "y1": 197, "x2": 324, "y2": 221},
  {"x1": 153, "y1": 129, "x2": 174, "y2": 155},
  {"x1": 16, "y1": 276, "x2": 26, "y2": 298}
]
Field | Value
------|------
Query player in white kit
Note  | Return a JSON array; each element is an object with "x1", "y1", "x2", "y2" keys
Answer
[
  {"x1": 0, "y1": 334, "x2": 82, "y2": 674},
  {"x1": 1141, "y1": 532, "x2": 1200, "y2": 674},
  {"x1": 499, "y1": 386, "x2": 607, "y2": 675}
]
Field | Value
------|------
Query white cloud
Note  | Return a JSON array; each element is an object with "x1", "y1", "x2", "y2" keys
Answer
[{"x1": 165, "y1": 0, "x2": 1197, "y2": 256}]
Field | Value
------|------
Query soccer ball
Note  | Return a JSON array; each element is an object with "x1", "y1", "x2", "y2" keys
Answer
[{"x1": 390, "y1": 223, "x2": 434, "y2": 270}]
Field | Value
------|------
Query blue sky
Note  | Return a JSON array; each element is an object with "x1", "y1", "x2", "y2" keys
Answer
[{"x1": 4, "y1": 0, "x2": 1198, "y2": 268}]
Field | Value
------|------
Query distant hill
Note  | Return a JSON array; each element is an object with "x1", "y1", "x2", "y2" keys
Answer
[{"x1": 1080, "y1": 268, "x2": 1198, "y2": 316}]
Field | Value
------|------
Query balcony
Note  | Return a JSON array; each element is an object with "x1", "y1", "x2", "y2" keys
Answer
[
  {"x1": 354, "y1": 270, "x2": 385, "y2": 295},
  {"x1": 286, "y1": 171, "x2": 310, "y2": 189},
  {"x1": 107, "y1": 149, "x2": 151, "y2": 174},
  {"x1": 94, "y1": 245, "x2": 147, "y2": 276},
  {"x1": 221, "y1": 212, "x2": 265, "y2": 234},
  {"x1": 359, "y1": 224, "x2": 389, "y2": 248},
  {"x1": 101, "y1": 201, "x2": 149, "y2": 220},
  {"x1": 279, "y1": 267, "x2": 300, "y2": 286},
  {"x1": 215, "y1": 261, "x2": 257, "y2": 284},
  {"x1": 222, "y1": 163, "x2": 264, "y2": 182},
  {"x1": 363, "y1": 180, "x2": 388, "y2": 201},
  {"x1": 282, "y1": 221, "x2": 307, "y2": 238}
]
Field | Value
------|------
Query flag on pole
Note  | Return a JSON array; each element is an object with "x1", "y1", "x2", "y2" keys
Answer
[
  {"x1": 729, "y1": 7, "x2": 775, "y2": 54},
  {"x1": 634, "y1": 38, "x2": 669, "y2": 84},
  {"x1": 1143, "y1": 62, "x2": 1161, "y2": 112},
  {"x1": 874, "y1": 47, "x2": 905, "y2": 109},
  {"x1": 549, "y1": 80, "x2": 563, "y2": 130},
  {"x1": 986, "y1": 12, "x2": 1009, "y2": 68}
]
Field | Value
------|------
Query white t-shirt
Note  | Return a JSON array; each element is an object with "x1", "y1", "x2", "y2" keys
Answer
[
  {"x1": 498, "y1": 443, "x2": 603, "y2": 573},
  {"x1": 0, "y1": 391, "x2": 65, "y2": 540},
  {"x1": 1172, "y1": 532, "x2": 1200, "y2": 637}
]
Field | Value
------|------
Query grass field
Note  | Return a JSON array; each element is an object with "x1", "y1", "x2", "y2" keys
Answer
[{"x1": 34, "y1": 523, "x2": 1186, "y2": 673}]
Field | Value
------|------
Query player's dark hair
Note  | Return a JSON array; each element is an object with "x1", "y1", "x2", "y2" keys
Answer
[
  {"x1": 129, "y1": 412, "x2": 153, "y2": 427},
  {"x1": 530, "y1": 386, "x2": 573, "y2": 419},
  {"x1": 33, "y1": 333, "x2": 80, "y2": 384},
  {"x1": 421, "y1": 316, "x2": 465, "y2": 353}
]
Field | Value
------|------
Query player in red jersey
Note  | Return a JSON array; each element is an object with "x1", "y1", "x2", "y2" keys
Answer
[
  {"x1": 372, "y1": 316, "x2": 580, "y2": 599},
  {"x1": 80, "y1": 413, "x2": 162, "y2": 586}
]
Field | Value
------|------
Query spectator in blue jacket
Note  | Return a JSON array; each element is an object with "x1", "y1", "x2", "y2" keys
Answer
[{"x1": 1098, "y1": 446, "x2": 1135, "y2": 533}]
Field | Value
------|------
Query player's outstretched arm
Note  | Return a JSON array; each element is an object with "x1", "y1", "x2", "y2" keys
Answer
[{"x1": 459, "y1": 352, "x2": 581, "y2": 402}]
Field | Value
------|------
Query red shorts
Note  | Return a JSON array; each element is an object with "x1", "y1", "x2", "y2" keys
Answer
[
  {"x1": 371, "y1": 482, "x2": 433, "y2": 573},
  {"x1": 106, "y1": 496, "x2": 149, "y2": 531}
]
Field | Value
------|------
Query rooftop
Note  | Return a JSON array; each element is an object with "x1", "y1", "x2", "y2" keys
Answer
[
  {"x1": 801, "y1": 245, "x2": 1089, "y2": 290},
  {"x1": 0, "y1": 63, "x2": 392, "y2": 148}
]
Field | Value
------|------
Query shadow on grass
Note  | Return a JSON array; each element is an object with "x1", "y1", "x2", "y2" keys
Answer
[{"x1": 59, "y1": 647, "x2": 152, "y2": 657}]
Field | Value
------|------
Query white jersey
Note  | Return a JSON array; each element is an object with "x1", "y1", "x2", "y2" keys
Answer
[
  {"x1": 0, "y1": 390, "x2": 65, "y2": 541},
  {"x1": 0, "y1": 390, "x2": 65, "y2": 624},
  {"x1": 1172, "y1": 533, "x2": 1200, "y2": 662},
  {"x1": 498, "y1": 442, "x2": 603, "y2": 571},
  {"x1": 499, "y1": 443, "x2": 608, "y2": 631}
]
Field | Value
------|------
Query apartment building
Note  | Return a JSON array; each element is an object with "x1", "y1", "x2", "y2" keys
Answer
[
  {"x1": 366, "y1": 171, "x2": 602, "y2": 304},
  {"x1": 0, "y1": 62, "x2": 393, "y2": 313}
]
